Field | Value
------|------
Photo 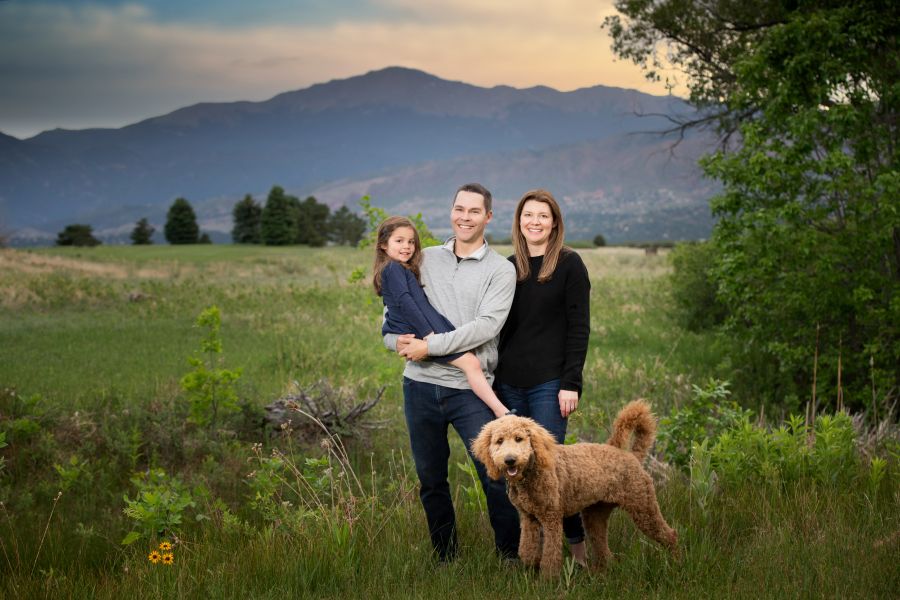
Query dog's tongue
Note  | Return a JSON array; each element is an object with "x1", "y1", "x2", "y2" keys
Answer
[{"x1": 506, "y1": 467, "x2": 519, "y2": 477}]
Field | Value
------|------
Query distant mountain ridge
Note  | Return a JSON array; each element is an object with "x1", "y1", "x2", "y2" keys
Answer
[{"x1": 0, "y1": 66, "x2": 713, "y2": 244}]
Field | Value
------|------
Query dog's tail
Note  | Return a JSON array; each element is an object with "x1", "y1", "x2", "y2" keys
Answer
[{"x1": 606, "y1": 399, "x2": 656, "y2": 463}]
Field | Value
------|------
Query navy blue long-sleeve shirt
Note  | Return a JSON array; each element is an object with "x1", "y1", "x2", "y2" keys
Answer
[{"x1": 380, "y1": 260, "x2": 457, "y2": 339}]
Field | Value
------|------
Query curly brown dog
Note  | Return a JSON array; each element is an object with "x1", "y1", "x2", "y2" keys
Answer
[{"x1": 472, "y1": 400, "x2": 678, "y2": 577}]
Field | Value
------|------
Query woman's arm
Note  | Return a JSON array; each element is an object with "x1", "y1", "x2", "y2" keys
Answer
[{"x1": 560, "y1": 252, "x2": 591, "y2": 396}]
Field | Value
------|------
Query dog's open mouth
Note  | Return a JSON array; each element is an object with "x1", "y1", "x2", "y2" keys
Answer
[{"x1": 506, "y1": 467, "x2": 519, "y2": 478}]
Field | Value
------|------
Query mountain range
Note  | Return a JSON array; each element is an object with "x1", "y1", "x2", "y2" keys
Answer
[{"x1": 0, "y1": 66, "x2": 717, "y2": 245}]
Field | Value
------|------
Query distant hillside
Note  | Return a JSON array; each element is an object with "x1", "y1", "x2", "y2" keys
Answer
[{"x1": 0, "y1": 66, "x2": 713, "y2": 244}]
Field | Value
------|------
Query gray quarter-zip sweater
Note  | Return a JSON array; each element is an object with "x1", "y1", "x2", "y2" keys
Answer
[{"x1": 383, "y1": 237, "x2": 516, "y2": 389}]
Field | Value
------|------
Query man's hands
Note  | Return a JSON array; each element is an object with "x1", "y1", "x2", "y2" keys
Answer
[
  {"x1": 559, "y1": 389, "x2": 579, "y2": 418},
  {"x1": 397, "y1": 334, "x2": 429, "y2": 362}
]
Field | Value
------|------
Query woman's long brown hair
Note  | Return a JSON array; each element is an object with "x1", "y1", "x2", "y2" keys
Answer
[
  {"x1": 372, "y1": 216, "x2": 424, "y2": 295},
  {"x1": 511, "y1": 189, "x2": 567, "y2": 283}
]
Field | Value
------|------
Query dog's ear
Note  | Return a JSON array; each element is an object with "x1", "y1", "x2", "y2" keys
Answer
[
  {"x1": 471, "y1": 421, "x2": 502, "y2": 481},
  {"x1": 528, "y1": 421, "x2": 558, "y2": 472}
]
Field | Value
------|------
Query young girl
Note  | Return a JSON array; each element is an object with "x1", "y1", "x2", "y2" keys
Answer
[{"x1": 373, "y1": 216, "x2": 509, "y2": 418}]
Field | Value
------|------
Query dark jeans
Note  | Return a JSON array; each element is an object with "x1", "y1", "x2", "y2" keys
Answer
[
  {"x1": 498, "y1": 378, "x2": 586, "y2": 545},
  {"x1": 403, "y1": 377, "x2": 520, "y2": 561}
]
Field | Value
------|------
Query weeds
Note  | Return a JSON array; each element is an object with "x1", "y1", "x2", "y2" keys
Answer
[{"x1": 121, "y1": 469, "x2": 196, "y2": 545}]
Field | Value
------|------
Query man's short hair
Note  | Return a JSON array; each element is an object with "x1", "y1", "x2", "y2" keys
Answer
[{"x1": 454, "y1": 183, "x2": 492, "y2": 213}]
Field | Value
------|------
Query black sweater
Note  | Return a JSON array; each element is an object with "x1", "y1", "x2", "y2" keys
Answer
[{"x1": 495, "y1": 250, "x2": 591, "y2": 393}]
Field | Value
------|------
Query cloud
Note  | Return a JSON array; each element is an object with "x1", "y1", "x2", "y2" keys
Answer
[{"x1": 0, "y1": 1, "x2": 679, "y2": 138}]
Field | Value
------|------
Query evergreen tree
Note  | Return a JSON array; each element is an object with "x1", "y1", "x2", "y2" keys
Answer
[
  {"x1": 327, "y1": 206, "x2": 366, "y2": 246},
  {"x1": 164, "y1": 198, "x2": 199, "y2": 244},
  {"x1": 231, "y1": 194, "x2": 262, "y2": 244},
  {"x1": 199, "y1": 233, "x2": 212, "y2": 244},
  {"x1": 130, "y1": 218, "x2": 155, "y2": 245},
  {"x1": 56, "y1": 224, "x2": 101, "y2": 247},
  {"x1": 260, "y1": 186, "x2": 296, "y2": 246},
  {"x1": 296, "y1": 196, "x2": 330, "y2": 247}
]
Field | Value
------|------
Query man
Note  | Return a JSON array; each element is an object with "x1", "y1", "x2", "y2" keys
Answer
[{"x1": 384, "y1": 183, "x2": 520, "y2": 562}]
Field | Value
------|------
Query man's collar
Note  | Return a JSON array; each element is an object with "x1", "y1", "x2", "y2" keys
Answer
[{"x1": 441, "y1": 236, "x2": 489, "y2": 261}]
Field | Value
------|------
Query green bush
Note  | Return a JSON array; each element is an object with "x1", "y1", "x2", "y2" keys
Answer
[
  {"x1": 121, "y1": 468, "x2": 196, "y2": 545},
  {"x1": 657, "y1": 379, "x2": 750, "y2": 470},
  {"x1": 669, "y1": 241, "x2": 727, "y2": 331},
  {"x1": 708, "y1": 412, "x2": 859, "y2": 488}
]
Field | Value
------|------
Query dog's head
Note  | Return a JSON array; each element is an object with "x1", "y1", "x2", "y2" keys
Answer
[{"x1": 471, "y1": 415, "x2": 558, "y2": 482}]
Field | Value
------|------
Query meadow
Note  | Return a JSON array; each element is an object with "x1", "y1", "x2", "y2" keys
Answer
[{"x1": 0, "y1": 244, "x2": 897, "y2": 599}]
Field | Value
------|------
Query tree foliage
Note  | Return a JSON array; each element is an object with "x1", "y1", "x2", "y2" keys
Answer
[
  {"x1": 130, "y1": 218, "x2": 155, "y2": 245},
  {"x1": 327, "y1": 206, "x2": 367, "y2": 246},
  {"x1": 164, "y1": 198, "x2": 200, "y2": 245},
  {"x1": 358, "y1": 195, "x2": 440, "y2": 249},
  {"x1": 295, "y1": 196, "x2": 330, "y2": 247},
  {"x1": 232, "y1": 194, "x2": 262, "y2": 244},
  {"x1": 611, "y1": 0, "x2": 900, "y2": 411},
  {"x1": 260, "y1": 186, "x2": 296, "y2": 246},
  {"x1": 56, "y1": 224, "x2": 101, "y2": 247}
]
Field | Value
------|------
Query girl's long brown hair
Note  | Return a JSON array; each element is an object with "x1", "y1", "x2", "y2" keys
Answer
[
  {"x1": 511, "y1": 189, "x2": 568, "y2": 283},
  {"x1": 372, "y1": 216, "x2": 423, "y2": 295}
]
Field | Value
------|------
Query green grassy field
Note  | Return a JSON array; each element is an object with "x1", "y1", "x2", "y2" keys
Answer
[{"x1": 1, "y1": 245, "x2": 897, "y2": 599}]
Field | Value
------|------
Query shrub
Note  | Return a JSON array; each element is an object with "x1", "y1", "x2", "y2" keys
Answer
[
  {"x1": 669, "y1": 241, "x2": 727, "y2": 331},
  {"x1": 707, "y1": 411, "x2": 860, "y2": 488},
  {"x1": 593, "y1": 233, "x2": 607, "y2": 247},
  {"x1": 657, "y1": 379, "x2": 750, "y2": 470},
  {"x1": 121, "y1": 468, "x2": 196, "y2": 545}
]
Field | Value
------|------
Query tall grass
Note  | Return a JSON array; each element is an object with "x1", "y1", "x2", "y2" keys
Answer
[{"x1": 0, "y1": 245, "x2": 897, "y2": 599}]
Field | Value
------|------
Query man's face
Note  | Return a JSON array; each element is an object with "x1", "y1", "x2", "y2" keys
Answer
[{"x1": 451, "y1": 190, "x2": 492, "y2": 245}]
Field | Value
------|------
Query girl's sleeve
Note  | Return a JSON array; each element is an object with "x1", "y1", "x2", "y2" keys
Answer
[
  {"x1": 381, "y1": 263, "x2": 436, "y2": 339},
  {"x1": 561, "y1": 252, "x2": 591, "y2": 394}
]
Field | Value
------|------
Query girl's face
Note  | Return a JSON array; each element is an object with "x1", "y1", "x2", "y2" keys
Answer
[
  {"x1": 519, "y1": 200, "x2": 554, "y2": 248},
  {"x1": 382, "y1": 226, "x2": 417, "y2": 262}
]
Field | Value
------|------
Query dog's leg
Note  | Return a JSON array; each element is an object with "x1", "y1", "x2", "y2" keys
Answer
[
  {"x1": 537, "y1": 514, "x2": 564, "y2": 578},
  {"x1": 620, "y1": 477, "x2": 678, "y2": 557},
  {"x1": 518, "y1": 513, "x2": 542, "y2": 568},
  {"x1": 581, "y1": 501, "x2": 616, "y2": 572}
]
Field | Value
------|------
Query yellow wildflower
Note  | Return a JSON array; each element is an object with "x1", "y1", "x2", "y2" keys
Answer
[
  {"x1": 161, "y1": 553, "x2": 174, "y2": 566},
  {"x1": 159, "y1": 541, "x2": 173, "y2": 551},
  {"x1": 148, "y1": 551, "x2": 161, "y2": 564}
]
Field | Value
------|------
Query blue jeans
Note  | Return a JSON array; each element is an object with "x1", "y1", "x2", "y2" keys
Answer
[
  {"x1": 403, "y1": 377, "x2": 520, "y2": 561},
  {"x1": 498, "y1": 379, "x2": 585, "y2": 545}
]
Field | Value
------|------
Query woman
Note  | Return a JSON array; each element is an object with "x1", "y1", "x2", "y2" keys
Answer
[{"x1": 495, "y1": 188, "x2": 591, "y2": 565}]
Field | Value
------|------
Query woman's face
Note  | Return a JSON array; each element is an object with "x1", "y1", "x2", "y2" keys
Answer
[{"x1": 519, "y1": 200, "x2": 555, "y2": 249}]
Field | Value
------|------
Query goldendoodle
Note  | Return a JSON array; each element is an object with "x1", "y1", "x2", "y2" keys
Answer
[{"x1": 472, "y1": 400, "x2": 678, "y2": 577}]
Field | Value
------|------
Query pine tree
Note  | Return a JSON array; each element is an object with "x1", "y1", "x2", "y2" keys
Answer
[
  {"x1": 164, "y1": 198, "x2": 199, "y2": 244},
  {"x1": 260, "y1": 186, "x2": 296, "y2": 246},
  {"x1": 56, "y1": 224, "x2": 102, "y2": 247},
  {"x1": 231, "y1": 194, "x2": 262, "y2": 244},
  {"x1": 327, "y1": 206, "x2": 366, "y2": 246},
  {"x1": 296, "y1": 196, "x2": 330, "y2": 247},
  {"x1": 130, "y1": 218, "x2": 155, "y2": 245}
]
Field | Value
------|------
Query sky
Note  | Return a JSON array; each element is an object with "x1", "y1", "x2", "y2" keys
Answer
[{"x1": 0, "y1": 0, "x2": 679, "y2": 140}]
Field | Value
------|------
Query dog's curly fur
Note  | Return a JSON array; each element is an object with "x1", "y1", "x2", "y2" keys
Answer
[{"x1": 472, "y1": 400, "x2": 678, "y2": 577}]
